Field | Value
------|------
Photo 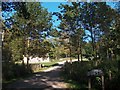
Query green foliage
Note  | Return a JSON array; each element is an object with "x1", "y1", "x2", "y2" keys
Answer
[
  {"x1": 107, "y1": 59, "x2": 120, "y2": 89},
  {"x1": 2, "y1": 2, "x2": 120, "y2": 89},
  {"x1": 96, "y1": 60, "x2": 120, "y2": 90},
  {"x1": 48, "y1": 38, "x2": 69, "y2": 59},
  {"x1": 2, "y1": 2, "x2": 53, "y2": 81},
  {"x1": 97, "y1": 60, "x2": 118, "y2": 77},
  {"x1": 2, "y1": 44, "x2": 12, "y2": 63},
  {"x1": 2, "y1": 62, "x2": 32, "y2": 80},
  {"x1": 9, "y1": 37, "x2": 24, "y2": 61},
  {"x1": 10, "y1": 2, "x2": 53, "y2": 58},
  {"x1": 63, "y1": 61, "x2": 92, "y2": 84},
  {"x1": 49, "y1": 28, "x2": 60, "y2": 37},
  {"x1": 54, "y1": 2, "x2": 86, "y2": 61},
  {"x1": 63, "y1": 60, "x2": 119, "y2": 89}
]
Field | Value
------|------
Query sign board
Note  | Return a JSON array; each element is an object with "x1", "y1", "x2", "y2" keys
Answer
[{"x1": 87, "y1": 69, "x2": 104, "y2": 76}]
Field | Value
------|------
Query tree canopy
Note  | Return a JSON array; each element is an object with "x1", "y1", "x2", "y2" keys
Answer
[{"x1": 2, "y1": 3, "x2": 120, "y2": 89}]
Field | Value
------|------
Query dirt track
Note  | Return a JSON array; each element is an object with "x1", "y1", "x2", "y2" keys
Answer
[{"x1": 3, "y1": 61, "x2": 70, "y2": 90}]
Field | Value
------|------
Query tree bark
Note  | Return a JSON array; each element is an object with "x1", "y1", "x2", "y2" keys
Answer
[
  {"x1": 101, "y1": 75, "x2": 105, "y2": 90},
  {"x1": 107, "y1": 49, "x2": 109, "y2": 60},
  {"x1": 27, "y1": 56, "x2": 29, "y2": 69},
  {"x1": 88, "y1": 78, "x2": 91, "y2": 90},
  {"x1": 70, "y1": 47, "x2": 72, "y2": 64},
  {"x1": 78, "y1": 40, "x2": 80, "y2": 61},
  {"x1": 80, "y1": 43, "x2": 82, "y2": 62},
  {"x1": 78, "y1": 54, "x2": 80, "y2": 61}
]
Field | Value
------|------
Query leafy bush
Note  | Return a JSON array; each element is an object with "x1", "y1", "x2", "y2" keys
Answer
[
  {"x1": 104, "y1": 61, "x2": 120, "y2": 90},
  {"x1": 2, "y1": 62, "x2": 33, "y2": 81},
  {"x1": 62, "y1": 60, "x2": 119, "y2": 90},
  {"x1": 3, "y1": 62, "x2": 14, "y2": 80},
  {"x1": 63, "y1": 61, "x2": 92, "y2": 86},
  {"x1": 96, "y1": 60, "x2": 118, "y2": 80},
  {"x1": 12, "y1": 64, "x2": 32, "y2": 77},
  {"x1": 94, "y1": 60, "x2": 119, "y2": 89}
]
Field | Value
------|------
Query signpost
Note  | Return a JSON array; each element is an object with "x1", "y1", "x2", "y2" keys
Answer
[{"x1": 87, "y1": 69, "x2": 104, "y2": 90}]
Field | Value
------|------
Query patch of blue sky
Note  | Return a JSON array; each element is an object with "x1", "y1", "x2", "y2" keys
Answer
[
  {"x1": 41, "y1": 2, "x2": 61, "y2": 28},
  {"x1": 41, "y1": 2, "x2": 70, "y2": 28},
  {"x1": 2, "y1": 2, "x2": 117, "y2": 41},
  {"x1": 40, "y1": 0, "x2": 67, "y2": 2},
  {"x1": 2, "y1": 9, "x2": 16, "y2": 20},
  {"x1": 41, "y1": 2, "x2": 116, "y2": 29},
  {"x1": 41, "y1": 2, "x2": 116, "y2": 42},
  {"x1": 107, "y1": 2, "x2": 117, "y2": 8}
]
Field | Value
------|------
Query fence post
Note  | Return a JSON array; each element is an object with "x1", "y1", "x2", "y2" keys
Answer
[
  {"x1": 88, "y1": 77, "x2": 91, "y2": 90},
  {"x1": 101, "y1": 75, "x2": 105, "y2": 90}
]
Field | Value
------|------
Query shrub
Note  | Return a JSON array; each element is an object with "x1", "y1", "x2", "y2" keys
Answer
[
  {"x1": 2, "y1": 62, "x2": 33, "y2": 81},
  {"x1": 63, "y1": 61, "x2": 92, "y2": 85},
  {"x1": 62, "y1": 60, "x2": 119, "y2": 90},
  {"x1": 91, "y1": 60, "x2": 119, "y2": 90}
]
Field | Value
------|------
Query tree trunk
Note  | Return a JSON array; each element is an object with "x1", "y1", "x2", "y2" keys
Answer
[
  {"x1": 90, "y1": 29, "x2": 95, "y2": 61},
  {"x1": 70, "y1": 47, "x2": 72, "y2": 63},
  {"x1": 109, "y1": 70, "x2": 112, "y2": 80},
  {"x1": 22, "y1": 55, "x2": 25, "y2": 66},
  {"x1": 55, "y1": 55, "x2": 58, "y2": 60},
  {"x1": 107, "y1": 49, "x2": 109, "y2": 60},
  {"x1": 22, "y1": 59, "x2": 25, "y2": 66},
  {"x1": 77, "y1": 35, "x2": 80, "y2": 61},
  {"x1": 66, "y1": 54, "x2": 67, "y2": 58},
  {"x1": 90, "y1": 28, "x2": 95, "y2": 56},
  {"x1": 78, "y1": 54, "x2": 80, "y2": 61},
  {"x1": 80, "y1": 43, "x2": 82, "y2": 62},
  {"x1": 27, "y1": 56, "x2": 29, "y2": 69},
  {"x1": 110, "y1": 52, "x2": 113, "y2": 61},
  {"x1": 88, "y1": 78, "x2": 91, "y2": 90},
  {"x1": 101, "y1": 75, "x2": 105, "y2": 90}
]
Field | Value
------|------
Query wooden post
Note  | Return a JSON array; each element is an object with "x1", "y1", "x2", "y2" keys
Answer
[
  {"x1": 109, "y1": 70, "x2": 112, "y2": 80},
  {"x1": 28, "y1": 38, "x2": 30, "y2": 47},
  {"x1": 69, "y1": 47, "x2": 72, "y2": 64},
  {"x1": 88, "y1": 78, "x2": 91, "y2": 90},
  {"x1": 101, "y1": 75, "x2": 105, "y2": 90}
]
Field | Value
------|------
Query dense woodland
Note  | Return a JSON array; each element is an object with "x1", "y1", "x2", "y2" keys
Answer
[{"x1": 1, "y1": 2, "x2": 120, "y2": 90}]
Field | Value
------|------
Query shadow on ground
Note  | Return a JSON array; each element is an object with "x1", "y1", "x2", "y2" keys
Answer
[{"x1": 2, "y1": 64, "x2": 69, "y2": 90}]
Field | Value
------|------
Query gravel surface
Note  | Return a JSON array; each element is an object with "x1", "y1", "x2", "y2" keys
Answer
[{"x1": 4, "y1": 60, "x2": 74, "y2": 90}]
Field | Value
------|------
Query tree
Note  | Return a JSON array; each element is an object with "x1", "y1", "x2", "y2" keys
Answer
[
  {"x1": 2, "y1": 2, "x2": 30, "y2": 19},
  {"x1": 2, "y1": 2, "x2": 52, "y2": 68},
  {"x1": 98, "y1": 3, "x2": 120, "y2": 61},
  {"x1": 54, "y1": 2, "x2": 86, "y2": 62},
  {"x1": 80, "y1": 2, "x2": 117, "y2": 62}
]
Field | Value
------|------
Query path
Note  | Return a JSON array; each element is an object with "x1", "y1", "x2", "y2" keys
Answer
[{"x1": 4, "y1": 60, "x2": 78, "y2": 90}]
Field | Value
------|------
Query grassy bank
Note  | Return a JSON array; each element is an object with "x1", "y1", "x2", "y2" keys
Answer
[{"x1": 61, "y1": 70, "x2": 88, "y2": 90}]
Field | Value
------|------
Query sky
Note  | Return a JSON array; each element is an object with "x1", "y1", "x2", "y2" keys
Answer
[
  {"x1": 41, "y1": 2, "x2": 117, "y2": 28},
  {"x1": 1, "y1": 2, "x2": 118, "y2": 42},
  {"x1": 2, "y1": 2, "x2": 116, "y2": 27},
  {"x1": 41, "y1": 2, "x2": 117, "y2": 41},
  {"x1": 41, "y1": 2, "x2": 70, "y2": 28}
]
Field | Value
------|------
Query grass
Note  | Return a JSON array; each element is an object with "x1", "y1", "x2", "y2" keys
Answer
[
  {"x1": 3, "y1": 78, "x2": 21, "y2": 84},
  {"x1": 13, "y1": 58, "x2": 69, "y2": 73},
  {"x1": 2, "y1": 73, "x2": 33, "y2": 88},
  {"x1": 33, "y1": 67, "x2": 49, "y2": 73},
  {"x1": 31, "y1": 58, "x2": 73, "y2": 67},
  {"x1": 40, "y1": 60, "x2": 59, "y2": 67},
  {"x1": 15, "y1": 57, "x2": 88, "y2": 73},
  {"x1": 62, "y1": 75, "x2": 88, "y2": 90},
  {"x1": 66, "y1": 79, "x2": 81, "y2": 89},
  {"x1": 60, "y1": 59, "x2": 89, "y2": 90},
  {"x1": 31, "y1": 58, "x2": 72, "y2": 73},
  {"x1": 3, "y1": 57, "x2": 87, "y2": 89}
]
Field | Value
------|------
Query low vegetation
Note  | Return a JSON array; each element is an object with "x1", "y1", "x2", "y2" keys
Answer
[
  {"x1": 62, "y1": 59, "x2": 120, "y2": 90},
  {"x1": 2, "y1": 2, "x2": 120, "y2": 89}
]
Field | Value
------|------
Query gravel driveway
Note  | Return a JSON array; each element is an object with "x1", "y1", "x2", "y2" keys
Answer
[{"x1": 3, "y1": 61, "x2": 70, "y2": 90}]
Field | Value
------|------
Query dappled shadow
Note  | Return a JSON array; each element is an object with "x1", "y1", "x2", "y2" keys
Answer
[{"x1": 3, "y1": 64, "x2": 69, "y2": 90}]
